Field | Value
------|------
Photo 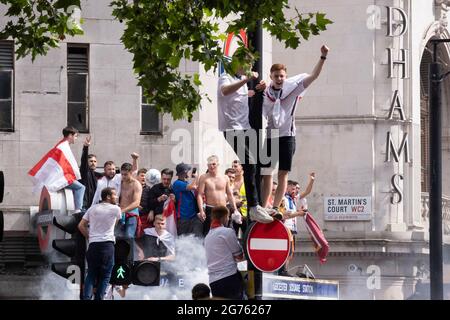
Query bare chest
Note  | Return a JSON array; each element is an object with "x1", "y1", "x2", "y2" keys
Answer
[
  {"x1": 120, "y1": 182, "x2": 136, "y2": 200},
  {"x1": 205, "y1": 177, "x2": 227, "y2": 192}
]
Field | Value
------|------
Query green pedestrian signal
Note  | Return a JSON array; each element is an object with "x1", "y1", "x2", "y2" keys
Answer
[
  {"x1": 111, "y1": 264, "x2": 131, "y2": 285},
  {"x1": 117, "y1": 266, "x2": 126, "y2": 279}
]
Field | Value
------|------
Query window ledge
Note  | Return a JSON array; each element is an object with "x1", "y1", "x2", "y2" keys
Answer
[{"x1": 140, "y1": 131, "x2": 163, "y2": 136}]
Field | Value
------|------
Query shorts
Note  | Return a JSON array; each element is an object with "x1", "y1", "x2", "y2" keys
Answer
[
  {"x1": 177, "y1": 216, "x2": 203, "y2": 238},
  {"x1": 203, "y1": 205, "x2": 214, "y2": 237},
  {"x1": 260, "y1": 136, "x2": 296, "y2": 175}
]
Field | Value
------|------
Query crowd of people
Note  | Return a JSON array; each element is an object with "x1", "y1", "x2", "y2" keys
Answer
[{"x1": 29, "y1": 45, "x2": 328, "y2": 300}]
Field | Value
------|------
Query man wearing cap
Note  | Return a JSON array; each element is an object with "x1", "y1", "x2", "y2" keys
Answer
[
  {"x1": 172, "y1": 163, "x2": 203, "y2": 237},
  {"x1": 137, "y1": 169, "x2": 161, "y2": 237},
  {"x1": 144, "y1": 168, "x2": 175, "y2": 217}
]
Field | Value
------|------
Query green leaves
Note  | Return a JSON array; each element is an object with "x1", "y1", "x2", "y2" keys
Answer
[
  {"x1": 193, "y1": 73, "x2": 201, "y2": 86},
  {"x1": 1, "y1": 0, "x2": 332, "y2": 122},
  {"x1": 0, "y1": 0, "x2": 84, "y2": 60},
  {"x1": 316, "y1": 13, "x2": 333, "y2": 29},
  {"x1": 157, "y1": 43, "x2": 173, "y2": 59}
]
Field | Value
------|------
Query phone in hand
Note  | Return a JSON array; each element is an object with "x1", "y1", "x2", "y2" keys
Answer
[{"x1": 192, "y1": 167, "x2": 197, "y2": 177}]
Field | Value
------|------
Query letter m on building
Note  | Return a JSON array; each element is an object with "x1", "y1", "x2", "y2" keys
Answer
[{"x1": 385, "y1": 132, "x2": 410, "y2": 163}]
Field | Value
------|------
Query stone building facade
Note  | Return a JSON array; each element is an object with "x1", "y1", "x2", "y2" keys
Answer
[{"x1": 1, "y1": 0, "x2": 450, "y2": 299}]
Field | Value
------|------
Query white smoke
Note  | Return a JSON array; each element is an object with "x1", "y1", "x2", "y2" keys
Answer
[
  {"x1": 38, "y1": 270, "x2": 80, "y2": 300},
  {"x1": 107, "y1": 234, "x2": 209, "y2": 300},
  {"x1": 34, "y1": 235, "x2": 209, "y2": 300}
]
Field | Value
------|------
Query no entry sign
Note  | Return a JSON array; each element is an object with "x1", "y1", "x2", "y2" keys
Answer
[{"x1": 245, "y1": 220, "x2": 291, "y2": 272}]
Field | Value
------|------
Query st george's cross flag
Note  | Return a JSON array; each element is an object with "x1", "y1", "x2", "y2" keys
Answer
[
  {"x1": 162, "y1": 198, "x2": 177, "y2": 238},
  {"x1": 302, "y1": 211, "x2": 329, "y2": 264},
  {"x1": 28, "y1": 139, "x2": 81, "y2": 193}
]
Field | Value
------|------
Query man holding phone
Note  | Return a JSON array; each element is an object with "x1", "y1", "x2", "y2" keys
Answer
[
  {"x1": 144, "y1": 168, "x2": 175, "y2": 217},
  {"x1": 172, "y1": 163, "x2": 203, "y2": 237}
]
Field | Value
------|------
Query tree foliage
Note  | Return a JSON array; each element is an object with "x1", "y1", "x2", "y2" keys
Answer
[{"x1": 0, "y1": 0, "x2": 332, "y2": 121}]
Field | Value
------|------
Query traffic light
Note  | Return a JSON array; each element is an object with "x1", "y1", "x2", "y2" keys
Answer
[
  {"x1": 110, "y1": 239, "x2": 133, "y2": 285},
  {"x1": 51, "y1": 212, "x2": 86, "y2": 288},
  {"x1": 110, "y1": 239, "x2": 161, "y2": 286},
  {"x1": 132, "y1": 260, "x2": 160, "y2": 286}
]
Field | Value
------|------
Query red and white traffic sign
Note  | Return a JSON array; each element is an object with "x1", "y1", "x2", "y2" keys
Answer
[{"x1": 245, "y1": 220, "x2": 292, "y2": 272}]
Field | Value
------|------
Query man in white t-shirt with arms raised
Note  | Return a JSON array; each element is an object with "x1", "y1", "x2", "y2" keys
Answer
[{"x1": 261, "y1": 45, "x2": 329, "y2": 214}]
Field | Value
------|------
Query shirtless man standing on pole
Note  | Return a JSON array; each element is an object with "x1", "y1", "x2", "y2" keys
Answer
[
  {"x1": 117, "y1": 163, "x2": 143, "y2": 258},
  {"x1": 197, "y1": 155, "x2": 241, "y2": 236}
]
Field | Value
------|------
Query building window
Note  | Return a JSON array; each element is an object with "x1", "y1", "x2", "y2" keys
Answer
[
  {"x1": 0, "y1": 41, "x2": 14, "y2": 132},
  {"x1": 141, "y1": 88, "x2": 162, "y2": 134},
  {"x1": 67, "y1": 44, "x2": 89, "y2": 132}
]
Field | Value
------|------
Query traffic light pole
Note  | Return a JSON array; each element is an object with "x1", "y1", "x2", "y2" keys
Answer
[
  {"x1": 428, "y1": 39, "x2": 450, "y2": 300},
  {"x1": 247, "y1": 21, "x2": 263, "y2": 300},
  {"x1": 52, "y1": 212, "x2": 86, "y2": 299}
]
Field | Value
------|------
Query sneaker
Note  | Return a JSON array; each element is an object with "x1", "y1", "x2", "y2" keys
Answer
[
  {"x1": 249, "y1": 205, "x2": 274, "y2": 223},
  {"x1": 267, "y1": 207, "x2": 283, "y2": 221}
]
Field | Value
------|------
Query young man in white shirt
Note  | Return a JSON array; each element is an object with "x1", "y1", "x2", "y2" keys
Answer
[
  {"x1": 261, "y1": 45, "x2": 329, "y2": 214},
  {"x1": 278, "y1": 174, "x2": 316, "y2": 276},
  {"x1": 78, "y1": 187, "x2": 121, "y2": 300},
  {"x1": 218, "y1": 60, "x2": 274, "y2": 224},
  {"x1": 204, "y1": 206, "x2": 245, "y2": 299}
]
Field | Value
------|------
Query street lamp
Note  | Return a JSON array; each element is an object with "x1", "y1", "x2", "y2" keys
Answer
[{"x1": 428, "y1": 38, "x2": 450, "y2": 300}]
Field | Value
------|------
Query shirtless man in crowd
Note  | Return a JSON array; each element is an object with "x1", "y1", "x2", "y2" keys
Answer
[
  {"x1": 117, "y1": 163, "x2": 142, "y2": 260},
  {"x1": 197, "y1": 155, "x2": 240, "y2": 236}
]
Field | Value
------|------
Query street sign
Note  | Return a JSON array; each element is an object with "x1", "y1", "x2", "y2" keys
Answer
[
  {"x1": 324, "y1": 196, "x2": 372, "y2": 221},
  {"x1": 245, "y1": 220, "x2": 291, "y2": 272},
  {"x1": 262, "y1": 273, "x2": 339, "y2": 300}
]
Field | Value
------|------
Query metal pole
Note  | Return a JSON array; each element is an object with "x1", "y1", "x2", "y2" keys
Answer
[
  {"x1": 248, "y1": 20, "x2": 263, "y2": 132},
  {"x1": 248, "y1": 20, "x2": 264, "y2": 202},
  {"x1": 247, "y1": 20, "x2": 263, "y2": 300},
  {"x1": 429, "y1": 42, "x2": 443, "y2": 300}
]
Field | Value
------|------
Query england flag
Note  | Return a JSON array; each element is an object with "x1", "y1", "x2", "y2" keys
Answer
[
  {"x1": 28, "y1": 139, "x2": 81, "y2": 193},
  {"x1": 302, "y1": 211, "x2": 329, "y2": 264},
  {"x1": 162, "y1": 198, "x2": 177, "y2": 237}
]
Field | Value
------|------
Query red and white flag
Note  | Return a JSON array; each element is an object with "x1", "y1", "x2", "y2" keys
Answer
[
  {"x1": 28, "y1": 139, "x2": 81, "y2": 193},
  {"x1": 163, "y1": 198, "x2": 177, "y2": 237},
  {"x1": 302, "y1": 211, "x2": 329, "y2": 264}
]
